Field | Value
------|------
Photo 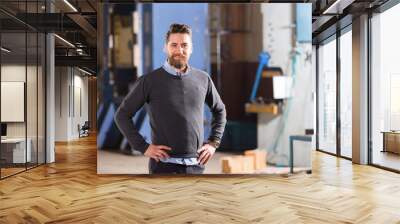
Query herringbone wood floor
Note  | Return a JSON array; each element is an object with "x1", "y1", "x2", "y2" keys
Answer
[{"x1": 1, "y1": 135, "x2": 400, "y2": 223}]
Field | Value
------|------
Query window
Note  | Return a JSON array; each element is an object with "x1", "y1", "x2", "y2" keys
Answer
[
  {"x1": 339, "y1": 29, "x2": 352, "y2": 158},
  {"x1": 318, "y1": 37, "x2": 337, "y2": 154},
  {"x1": 370, "y1": 3, "x2": 400, "y2": 171}
]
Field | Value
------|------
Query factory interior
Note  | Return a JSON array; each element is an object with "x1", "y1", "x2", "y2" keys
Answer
[
  {"x1": 0, "y1": 0, "x2": 400, "y2": 222},
  {"x1": 97, "y1": 3, "x2": 314, "y2": 174}
]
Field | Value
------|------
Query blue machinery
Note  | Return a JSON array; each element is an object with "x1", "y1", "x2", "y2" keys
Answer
[{"x1": 249, "y1": 52, "x2": 271, "y2": 102}]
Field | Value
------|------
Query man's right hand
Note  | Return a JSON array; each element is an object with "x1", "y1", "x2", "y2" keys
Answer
[{"x1": 144, "y1": 144, "x2": 171, "y2": 162}]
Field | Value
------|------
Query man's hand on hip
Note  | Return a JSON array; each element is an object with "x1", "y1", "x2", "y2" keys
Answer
[
  {"x1": 144, "y1": 144, "x2": 171, "y2": 162},
  {"x1": 197, "y1": 144, "x2": 216, "y2": 165}
]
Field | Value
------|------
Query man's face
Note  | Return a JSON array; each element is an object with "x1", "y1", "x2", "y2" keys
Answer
[{"x1": 165, "y1": 33, "x2": 192, "y2": 70}]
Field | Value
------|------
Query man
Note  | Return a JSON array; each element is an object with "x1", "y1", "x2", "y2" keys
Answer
[{"x1": 114, "y1": 23, "x2": 226, "y2": 174}]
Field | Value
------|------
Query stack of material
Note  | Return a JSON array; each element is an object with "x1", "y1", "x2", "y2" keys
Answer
[
  {"x1": 244, "y1": 149, "x2": 267, "y2": 170},
  {"x1": 221, "y1": 156, "x2": 252, "y2": 173},
  {"x1": 221, "y1": 149, "x2": 267, "y2": 174}
]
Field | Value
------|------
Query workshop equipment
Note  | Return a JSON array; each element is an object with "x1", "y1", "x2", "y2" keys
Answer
[
  {"x1": 249, "y1": 52, "x2": 271, "y2": 102},
  {"x1": 245, "y1": 52, "x2": 289, "y2": 115}
]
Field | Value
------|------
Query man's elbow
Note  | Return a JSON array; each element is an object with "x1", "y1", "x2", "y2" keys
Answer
[
  {"x1": 114, "y1": 107, "x2": 126, "y2": 126},
  {"x1": 220, "y1": 104, "x2": 227, "y2": 118},
  {"x1": 114, "y1": 110, "x2": 120, "y2": 127},
  {"x1": 214, "y1": 105, "x2": 227, "y2": 123}
]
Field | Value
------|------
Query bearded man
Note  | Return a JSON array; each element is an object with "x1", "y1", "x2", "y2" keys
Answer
[{"x1": 114, "y1": 23, "x2": 226, "y2": 174}]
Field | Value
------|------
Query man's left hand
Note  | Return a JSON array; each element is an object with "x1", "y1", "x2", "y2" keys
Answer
[{"x1": 197, "y1": 144, "x2": 216, "y2": 165}]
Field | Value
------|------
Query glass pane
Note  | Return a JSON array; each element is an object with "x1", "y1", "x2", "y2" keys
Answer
[
  {"x1": 318, "y1": 38, "x2": 337, "y2": 154},
  {"x1": 340, "y1": 30, "x2": 352, "y2": 158},
  {"x1": 27, "y1": 31, "x2": 38, "y2": 169},
  {"x1": 1, "y1": 31, "x2": 27, "y2": 177},
  {"x1": 371, "y1": 4, "x2": 400, "y2": 171},
  {"x1": 38, "y1": 32, "x2": 45, "y2": 165}
]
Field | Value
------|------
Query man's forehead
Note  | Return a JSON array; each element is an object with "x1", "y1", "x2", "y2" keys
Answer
[{"x1": 167, "y1": 33, "x2": 192, "y2": 43}]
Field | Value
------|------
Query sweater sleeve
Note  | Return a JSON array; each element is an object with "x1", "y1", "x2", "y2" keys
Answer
[
  {"x1": 205, "y1": 75, "x2": 227, "y2": 142},
  {"x1": 114, "y1": 76, "x2": 150, "y2": 153}
]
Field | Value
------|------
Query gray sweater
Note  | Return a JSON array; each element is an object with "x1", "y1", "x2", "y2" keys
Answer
[{"x1": 114, "y1": 67, "x2": 227, "y2": 158}]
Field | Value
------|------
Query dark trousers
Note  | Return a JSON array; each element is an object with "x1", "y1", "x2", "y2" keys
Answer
[{"x1": 148, "y1": 158, "x2": 205, "y2": 174}]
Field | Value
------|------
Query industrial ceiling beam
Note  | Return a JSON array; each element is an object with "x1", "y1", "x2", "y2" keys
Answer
[
  {"x1": 67, "y1": 13, "x2": 97, "y2": 39},
  {"x1": 55, "y1": 55, "x2": 96, "y2": 71},
  {"x1": 322, "y1": 0, "x2": 356, "y2": 14},
  {"x1": 312, "y1": 15, "x2": 335, "y2": 33},
  {"x1": 0, "y1": 13, "x2": 83, "y2": 32}
]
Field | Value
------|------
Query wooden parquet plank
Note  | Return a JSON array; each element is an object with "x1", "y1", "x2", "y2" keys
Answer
[{"x1": 1, "y1": 134, "x2": 400, "y2": 223}]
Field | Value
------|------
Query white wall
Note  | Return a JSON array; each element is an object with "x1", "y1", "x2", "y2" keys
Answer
[
  {"x1": 258, "y1": 4, "x2": 314, "y2": 166},
  {"x1": 72, "y1": 72, "x2": 89, "y2": 138},
  {"x1": 262, "y1": 4, "x2": 293, "y2": 75},
  {"x1": 55, "y1": 66, "x2": 68, "y2": 141},
  {"x1": 54, "y1": 67, "x2": 89, "y2": 141},
  {"x1": 1, "y1": 65, "x2": 40, "y2": 137},
  {"x1": 1, "y1": 65, "x2": 27, "y2": 139}
]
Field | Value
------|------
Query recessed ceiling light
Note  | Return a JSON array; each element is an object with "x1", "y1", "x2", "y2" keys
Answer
[{"x1": 78, "y1": 67, "x2": 93, "y2": 76}]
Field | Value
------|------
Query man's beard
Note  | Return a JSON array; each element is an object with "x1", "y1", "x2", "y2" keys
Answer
[{"x1": 168, "y1": 54, "x2": 187, "y2": 70}]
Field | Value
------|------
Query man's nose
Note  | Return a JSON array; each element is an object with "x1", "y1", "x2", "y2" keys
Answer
[{"x1": 176, "y1": 46, "x2": 184, "y2": 54}]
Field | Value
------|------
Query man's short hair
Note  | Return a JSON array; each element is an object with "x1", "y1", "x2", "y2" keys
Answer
[{"x1": 165, "y1": 23, "x2": 192, "y2": 43}]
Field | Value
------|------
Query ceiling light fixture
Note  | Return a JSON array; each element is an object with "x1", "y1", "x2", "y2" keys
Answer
[
  {"x1": 1, "y1": 47, "x2": 11, "y2": 53},
  {"x1": 76, "y1": 48, "x2": 85, "y2": 55},
  {"x1": 63, "y1": 0, "x2": 78, "y2": 12},
  {"x1": 54, "y1": 34, "x2": 75, "y2": 48},
  {"x1": 78, "y1": 67, "x2": 93, "y2": 76},
  {"x1": 323, "y1": 0, "x2": 354, "y2": 15}
]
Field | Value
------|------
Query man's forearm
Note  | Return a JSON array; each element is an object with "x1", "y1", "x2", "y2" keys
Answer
[
  {"x1": 209, "y1": 107, "x2": 227, "y2": 143},
  {"x1": 114, "y1": 106, "x2": 149, "y2": 153},
  {"x1": 205, "y1": 76, "x2": 227, "y2": 144}
]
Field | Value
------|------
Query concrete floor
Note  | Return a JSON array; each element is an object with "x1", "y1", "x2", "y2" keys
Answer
[
  {"x1": 97, "y1": 149, "x2": 310, "y2": 174},
  {"x1": 97, "y1": 150, "x2": 234, "y2": 174}
]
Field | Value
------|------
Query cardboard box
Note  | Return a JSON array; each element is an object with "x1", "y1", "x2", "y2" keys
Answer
[
  {"x1": 221, "y1": 155, "x2": 255, "y2": 174},
  {"x1": 221, "y1": 156, "x2": 241, "y2": 173},
  {"x1": 242, "y1": 156, "x2": 254, "y2": 173},
  {"x1": 244, "y1": 149, "x2": 267, "y2": 170}
]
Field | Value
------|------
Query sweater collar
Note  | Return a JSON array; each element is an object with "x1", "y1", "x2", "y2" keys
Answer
[{"x1": 163, "y1": 60, "x2": 191, "y2": 76}]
